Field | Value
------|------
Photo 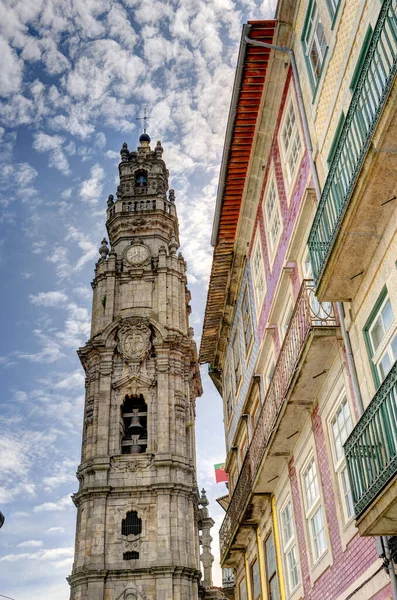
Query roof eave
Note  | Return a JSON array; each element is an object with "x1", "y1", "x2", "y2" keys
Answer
[{"x1": 210, "y1": 23, "x2": 253, "y2": 247}]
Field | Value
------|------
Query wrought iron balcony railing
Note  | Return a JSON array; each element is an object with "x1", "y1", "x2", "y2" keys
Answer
[
  {"x1": 344, "y1": 361, "x2": 397, "y2": 518},
  {"x1": 308, "y1": 0, "x2": 397, "y2": 284},
  {"x1": 219, "y1": 281, "x2": 337, "y2": 560}
]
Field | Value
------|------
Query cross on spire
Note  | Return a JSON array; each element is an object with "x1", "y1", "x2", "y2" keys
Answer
[{"x1": 136, "y1": 106, "x2": 151, "y2": 134}]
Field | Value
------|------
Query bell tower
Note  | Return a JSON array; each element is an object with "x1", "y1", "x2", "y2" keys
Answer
[{"x1": 68, "y1": 132, "x2": 203, "y2": 600}]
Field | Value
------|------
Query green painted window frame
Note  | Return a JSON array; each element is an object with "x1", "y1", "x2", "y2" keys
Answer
[
  {"x1": 327, "y1": 111, "x2": 345, "y2": 167},
  {"x1": 350, "y1": 26, "x2": 374, "y2": 92},
  {"x1": 363, "y1": 285, "x2": 388, "y2": 389},
  {"x1": 301, "y1": 0, "x2": 329, "y2": 99},
  {"x1": 326, "y1": 0, "x2": 342, "y2": 28}
]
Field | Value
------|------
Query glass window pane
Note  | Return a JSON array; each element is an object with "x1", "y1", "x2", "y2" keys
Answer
[
  {"x1": 379, "y1": 351, "x2": 392, "y2": 381},
  {"x1": 281, "y1": 501, "x2": 293, "y2": 544},
  {"x1": 382, "y1": 300, "x2": 394, "y2": 333},
  {"x1": 287, "y1": 546, "x2": 300, "y2": 590},
  {"x1": 251, "y1": 559, "x2": 261, "y2": 599},
  {"x1": 304, "y1": 459, "x2": 319, "y2": 510},
  {"x1": 370, "y1": 315, "x2": 385, "y2": 352},
  {"x1": 311, "y1": 506, "x2": 327, "y2": 560},
  {"x1": 239, "y1": 580, "x2": 247, "y2": 600},
  {"x1": 265, "y1": 534, "x2": 277, "y2": 576},
  {"x1": 341, "y1": 466, "x2": 354, "y2": 519},
  {"x1": 270, "y1": 575, "x2": 280, "y2": 600}
]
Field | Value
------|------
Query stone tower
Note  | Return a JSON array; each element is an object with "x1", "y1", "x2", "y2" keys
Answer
[{"x1": 68, "y1": 132, "x2": 203, "y2": 600}]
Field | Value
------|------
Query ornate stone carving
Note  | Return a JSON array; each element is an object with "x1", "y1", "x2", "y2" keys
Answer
[
  {"x1": 116, "y1": 589, "x2": 147, "y2": 600},
  {"x1": 85, "y1": 398, "x2": 94, "y2": 424},
  {"x1": 118, "y1": 318, "x2": 151, "y2": 362},
  {"x1": 110, "y1": 456, "x2": 153, "y2": 473}
]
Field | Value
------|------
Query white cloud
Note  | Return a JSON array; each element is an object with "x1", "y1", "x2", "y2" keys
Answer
[
  {"x1": 79, "y1": 163, "x2": 104, "y2": 204},
  {"x1": 61, "y1": 187, "x2": 72, "y2": 199},
  {"x1": 53, "y1": 370, "x2": 84, "y2": 390},
  {"x1": 95, "y1": 132, "x2": 106, "y2": 148},
  {"x1": 17, "y1": 329, "x2": 65, "y2": 363},
  {"x1": 0, "y1": 435, "x2": 29, "y2": 479},
  {"x1": 18, "y1": 540, "x2": 44, "y2": 548},
  {"x1": 0, "y1": 546, "x2": 74, "y2": 562},
  {"x1": 57, "y1": 303, "x2": 90, "y2": 347},
  {"x1": 32, "y1": 240, "x2": 46, "y2": 254},
  {"x1": 45, "y1": 527, "x2": 66, "y2": 533},
  {"x1": 73, "y1": 285, "x2": 91, "y2": 300},
  {"x1": 0, "y1": 35, "x2": 24, "y2": 97},
  {"x1": 105, "y1": 149, "x2": 119, "y2": 159},
  {"x1": 32, "y1": 132, "x2": 70, "y2": 175},
  {"x1": 33, "y1": 495, "x2": 73, "y2": 513},
  {"x1": 29, "y1": 291, "x2": 68, "y2": 307}
]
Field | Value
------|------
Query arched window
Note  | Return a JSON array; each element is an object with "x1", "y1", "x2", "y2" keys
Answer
[
  {"x1": 122, "y1": 510, "x2": 142, "y2": 536},
  {"x1": 135, "y1": 170, "x2": 147, "y2": 187},
  {"x1": 121, "y1": 395, "x2": 147, "y2": 454}
]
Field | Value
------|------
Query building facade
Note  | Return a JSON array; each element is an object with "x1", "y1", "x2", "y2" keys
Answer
[
  {"x1": 68, "y1": 133, "x2": 205, "y2": 600},
  {"x1": 201, "y1": 2, "x2": 397, "y2": 598}
]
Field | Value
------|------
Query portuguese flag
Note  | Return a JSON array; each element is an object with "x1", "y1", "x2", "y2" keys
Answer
[{"x1": 214, "y1": 463, "x2": 228, "y2": 483}]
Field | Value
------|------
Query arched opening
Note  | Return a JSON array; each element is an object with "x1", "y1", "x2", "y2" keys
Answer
[
  {"x1": 122, "y1": 510, "x2": 142, "y2": 536},
  {"x1": 135, "y1": 170, "x2": 148, "y2": 187},
  {"x1": 121, "y1": 395, "x2": 147, "y2": 454}
]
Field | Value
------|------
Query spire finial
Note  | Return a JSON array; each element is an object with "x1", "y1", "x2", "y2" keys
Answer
[{"x1": 137, "y1": 106, "x2": 152, "y2": 145}]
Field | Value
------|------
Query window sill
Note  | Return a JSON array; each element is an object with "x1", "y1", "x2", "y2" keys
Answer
[
  {"x1": 287, "y1": 583, "x2": 304, "y2": 600},
  {"x1": 309, "y1": 548, "x2": 332, "y2": 585}
]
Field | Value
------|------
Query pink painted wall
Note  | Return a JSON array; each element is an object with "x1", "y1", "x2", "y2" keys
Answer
[
  {"x1": 286, "y1": 405, "x2": 389, "y2": 599},
  {"x1": 248, "y1": 68, "x2": 312, "y2": 342}
]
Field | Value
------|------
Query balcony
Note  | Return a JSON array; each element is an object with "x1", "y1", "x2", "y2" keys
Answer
[
  {"x1": 344, "y1": 362, "x2": 397, "y2": 536},
  {"x1": 308, "y1": 0, "x2": 397, "y2": 301},
  {"x1": 219, "y1": 281, "x2": 339, "y2": 564}
]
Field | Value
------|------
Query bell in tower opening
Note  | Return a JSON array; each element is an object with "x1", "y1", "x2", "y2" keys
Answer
[{"x1": 67, "y1": 132, "x2": 206, "y2": 600}]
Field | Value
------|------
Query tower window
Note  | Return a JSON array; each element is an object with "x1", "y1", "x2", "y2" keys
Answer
[
  {"x1": 121, "y1": 395, "x2": 148, "y2": 454},
  {"x1": 123, "y1": 551, "x2": 139, "y2": 560},
  {"x1": 135, "y1": 170, "x2": 148, "y2": 187},
  {"x1": 122, "y1": 511, "x2": 142, "y2": 537}
]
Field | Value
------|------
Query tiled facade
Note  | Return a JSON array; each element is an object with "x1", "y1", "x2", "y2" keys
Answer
[{"x1": 201, "y1": 0, "x2": 397, "y2": 598}]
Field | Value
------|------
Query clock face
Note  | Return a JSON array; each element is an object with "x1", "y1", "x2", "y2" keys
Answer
[{"x1": 125, "y1": 244, "x2": 150, "y2": 266}]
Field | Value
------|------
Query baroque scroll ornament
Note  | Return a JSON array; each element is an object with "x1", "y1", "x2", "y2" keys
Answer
[{"x1": 118, "y1": 318, "x2": 151, "y2": 362}]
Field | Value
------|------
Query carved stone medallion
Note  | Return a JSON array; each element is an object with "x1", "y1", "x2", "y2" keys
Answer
[{"x1": 118, "y1": 318, "x2": 151, "y2": 362}]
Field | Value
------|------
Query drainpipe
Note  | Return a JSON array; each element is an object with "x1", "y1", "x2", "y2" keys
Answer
[{"x1": 245, "y1": 35, "x2": 397, "y2": 598}]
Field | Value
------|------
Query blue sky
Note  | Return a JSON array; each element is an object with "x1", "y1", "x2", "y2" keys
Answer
[{"x1": 0, "y1": 1, "x2": 274, "y2": 597}]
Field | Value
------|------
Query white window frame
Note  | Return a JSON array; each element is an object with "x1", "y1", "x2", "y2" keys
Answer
[
  {"x1": 278, "y1": 88, "x2": 304, "y2": 197},
  {"x1": 232, "y1": 329, "x2": 242, "y2": 393},
  {"x1": 251, "y1": 230, "x2": 267, "y2": 316},
  {"x1": 328, "y1": 393, "x2": 354, "y2": 523},
  {"x1": 302, "y1": 0, "x2": 328, "y2": 92},
  {"x1": 280, "y1": 294, "x2": 294, "y2": 344},
  {"x1": 224, "y1": 364, "x2": 233, "y2": 424},
  {"x1": 367, "y1": 294, "x2": 397, "y2": 384},
  {"x1": 264, "y1": 352, "x2": 275, "y2": 394},
  {"x1": 242, "y1": 285, "x2": 254, "y2": 358},
  {"x1": 301, "y1": 455, "x2": 328, "y2": 564},
  {"x1": 262, "y1": 168, "x2": 282, "y2": 266},
  {"x1": 279, "y1": 497, "x2": 301, "y2": 596}
]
